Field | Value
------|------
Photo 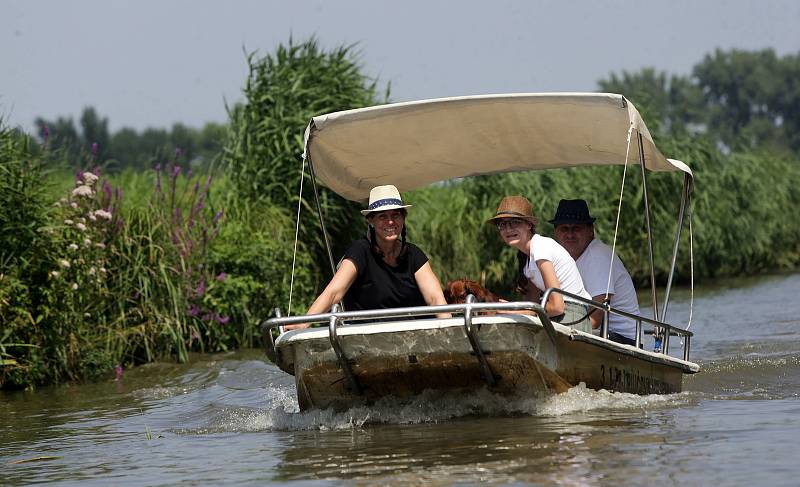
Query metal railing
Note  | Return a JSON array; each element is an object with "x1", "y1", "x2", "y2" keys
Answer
[
  {"x1": 541, "y1": 288, "x2": 693, "y2": 359},
  {"x1": 261, "y1": 289, "x2": 694, "y2": 394}
]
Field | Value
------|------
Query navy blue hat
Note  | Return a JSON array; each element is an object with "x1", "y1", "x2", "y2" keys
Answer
[{"x1": 548, "y1": 199, "x2": 596, "y2": 225}]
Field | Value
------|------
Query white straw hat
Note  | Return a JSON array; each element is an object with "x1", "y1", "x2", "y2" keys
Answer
[{"x1": 361, "y1": 185, "x2": 413, "y2": 216}]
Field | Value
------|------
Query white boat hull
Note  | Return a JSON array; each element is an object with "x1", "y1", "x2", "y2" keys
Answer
[{"x1": 274, "y1": 315, "x2": 698, "y2": 411}]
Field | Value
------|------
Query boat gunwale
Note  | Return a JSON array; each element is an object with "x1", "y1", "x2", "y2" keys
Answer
[{"x1": 275, "y1": 315, "x2": 699, "y2": 374}]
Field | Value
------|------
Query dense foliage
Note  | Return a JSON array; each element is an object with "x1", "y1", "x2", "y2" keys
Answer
[
  {"x1": 222, "y1": 37, "x2": 390, "y2": 279},
  {"x1": 0, "y1": 132, "x2": 314, "y2": 388},
  {"x1": 2, "y1": 41, "x2": 800, "y2": 390}
]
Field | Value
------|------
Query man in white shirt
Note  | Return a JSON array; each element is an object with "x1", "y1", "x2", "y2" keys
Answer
[{"x1": 550, "y1": 199, "x2": 641, "y2": 346}]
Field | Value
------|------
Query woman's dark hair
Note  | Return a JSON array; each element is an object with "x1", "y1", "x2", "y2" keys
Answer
[
  {"x1": 367, "y1": 208, "x2": 408, "y2": 257},
  {"x1": 515, "y1": 250, "x2": 529, "y2": 295}
]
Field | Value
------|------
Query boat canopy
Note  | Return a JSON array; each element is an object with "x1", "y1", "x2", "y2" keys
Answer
[{"x1": 303, "y1": 92, "x2": 692, "y2": 202}]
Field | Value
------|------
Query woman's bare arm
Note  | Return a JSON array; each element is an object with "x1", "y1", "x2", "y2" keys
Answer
[
  {"x1": 414, "y1": 262, "x2": 452, "y2": 319},
  {"x1": 284, "y1": 259, "x2": 358, "y2": 330},
  {"x1": 536, "y1": 259, "x2": 565, "y2": 317}
]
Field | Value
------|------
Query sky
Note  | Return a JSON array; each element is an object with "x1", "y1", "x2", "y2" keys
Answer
[{"x1": 2, "y1": 0, "x2": 799, "y2": 133}]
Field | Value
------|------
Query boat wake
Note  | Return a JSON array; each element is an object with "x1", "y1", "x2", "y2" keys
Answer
[{"x1": 201, "y1": 381, "x2": 695, "y2": 433}]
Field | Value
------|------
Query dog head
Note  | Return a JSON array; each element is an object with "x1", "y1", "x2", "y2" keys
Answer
[{"x1": 444, "y1": 279, "x2": 499, "y2": 304}]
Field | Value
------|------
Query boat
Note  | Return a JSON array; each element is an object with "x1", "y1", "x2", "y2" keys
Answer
[{"x1": 261, "y1": 93, "x2": 699, "y2": 411}]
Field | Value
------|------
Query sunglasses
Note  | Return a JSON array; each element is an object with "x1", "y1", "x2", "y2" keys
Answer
[{"x1": 495, "y1": 218, "x2": 527, "y2": 230}]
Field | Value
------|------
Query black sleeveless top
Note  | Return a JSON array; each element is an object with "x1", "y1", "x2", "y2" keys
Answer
[{"x1": 341, "y1": 238, "x2": 429, "y2": 311}]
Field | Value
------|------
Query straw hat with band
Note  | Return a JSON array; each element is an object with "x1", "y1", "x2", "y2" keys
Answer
[
  {"x1": 486, "y1": 196, "x2": 539, "y2": 226},
  {"x1": 361, "y1": 185, "x2": 413, "y2": 216}
]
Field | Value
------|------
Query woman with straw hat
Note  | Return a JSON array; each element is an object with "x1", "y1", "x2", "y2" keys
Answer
[
  {"x1": 488, "y1": 196, "x2": 592, "y2": 330},
  {"x1": 285, "y1": 185, "x2": 449, "y2": 330}
]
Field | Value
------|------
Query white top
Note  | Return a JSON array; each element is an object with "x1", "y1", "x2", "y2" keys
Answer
[
  {"x1": 576, "y1": 238, "x2": 641, "y2": 340},
  {"x1": 303, "y1": 92, "x2": 692, "y2": 202},
  {"x1": 524, "y1": 234, "x2": 591, "y2": 300}
]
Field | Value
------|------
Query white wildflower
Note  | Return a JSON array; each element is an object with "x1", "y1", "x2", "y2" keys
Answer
[
  {"x1": 84, "y1": 238, "x2": 92, "y2": 247},
  {"x1": 58, "y1": 259, "x2": 71, "y2": 268},
  {"x1": 64, "y1": 219, "x2": 74, "y2": 225},
  {"x1": 95, "y1": 242, "x2": 106, "y2": 249},
  {"x1": 75, "y1": 223, "x2": 87, "y2": 232},
  {"x1": 94, "y1": 209, "x2": 112, "y2": 220},
  {"x1": 79, "y1": 217, "x2": 86, "y2": 223},
  {"x1": 83, "y1": 312, "x2": 91, "y2": 318},
  {"x1": 68, "y1": 243, "x2": 79, "y2": 251},
  {"x1": 59, "y1": 198, "x2": 68, "y2": 204},
  {"x1": 70, "y1": 202, "x2": 78, "y2": 209},
  {"x1": 72, "y1": 185, "x2": 93, "y2": 197},
  {"x1": 88, "y1": 213, "x2": 97, "y2": 221},
  {"x1": 71, "y1": 283, "x2": 78, "y2": 290},
  {"x1": 50, "y1": 270, "x2": 60, "y2": 278},
  {"x1": 99, "y1": 267, "x2": 107, "y2": 274},
  {"x1": 82, "y1": 172, "x2": 99, "y2": 186},
  {"x1": 89, "y1": 267, "x2": 96, "y2": 275},
  {"x1": 54, "y1": 201, "x2": 61, "y2": 207}
]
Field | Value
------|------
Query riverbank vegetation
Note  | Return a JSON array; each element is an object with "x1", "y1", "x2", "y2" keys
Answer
[{"x1": 2, "y1": 39, "x2": 799, "y2": 389}]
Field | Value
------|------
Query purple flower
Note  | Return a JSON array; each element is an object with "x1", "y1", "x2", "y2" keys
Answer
[
  {"x1": 102, "y1": 180, "x2": 112, "y2": 204},
  {"x1": 212, "y1": 210, "x2": 224, "y2": 225},
  {"x1": 133, "y1": 290, "x2": 141, "y2": 300},
  {"x1": 171, "y1": 165, "x2": 181, "y2": 179},
  {"x1": 195, "y1": 279, "x2": 206, "y2": 297},
  {"x1": 155, "y1": 163, "x2": 162, "y2": 172},
  {"x1": 203, "y1": 175, "x2": 212, "y2": 192},
  {"x1": 91, "y1": 142, "x2": 98, "y2": 156},
  {"x1": 175, "y1": 147, "x2": 182, "y2": 160},
  {"x1": 188, "y1": 305, "x2": 200, "y2": 317},
  {"x1": 215, "y1": 314, "x2": 230, "y2": 325},
  {"x1": 216, "y1": 272, "x2": 227, "y2": 282}
]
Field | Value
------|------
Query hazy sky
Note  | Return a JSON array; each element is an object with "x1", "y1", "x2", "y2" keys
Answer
[{"x1": 2, "y1": 0, "x2": 799, "y2": 132}]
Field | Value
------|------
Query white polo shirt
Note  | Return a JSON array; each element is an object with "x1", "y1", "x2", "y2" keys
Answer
[{"x1": 576, "y1": 238, "x2": 640, "y2": 340}]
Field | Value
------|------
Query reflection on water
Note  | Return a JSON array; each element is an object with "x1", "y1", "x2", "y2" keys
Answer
[{"x1": 2, "y1": 273, "x2": 800, "y2": 485}]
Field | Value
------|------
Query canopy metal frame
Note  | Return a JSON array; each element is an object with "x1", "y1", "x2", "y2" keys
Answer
[{"x1": 299, "y1": 94, "x2": 695, "y2": 336}]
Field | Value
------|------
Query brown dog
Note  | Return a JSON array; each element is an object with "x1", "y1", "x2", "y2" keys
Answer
[{"x1": 444, "y1": 279, "x2": 502, "y2": 304}]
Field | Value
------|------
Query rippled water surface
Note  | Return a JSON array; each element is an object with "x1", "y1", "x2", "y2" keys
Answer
[{"x1": 2, "y1": 273, "x2": 799, "y2": 486}]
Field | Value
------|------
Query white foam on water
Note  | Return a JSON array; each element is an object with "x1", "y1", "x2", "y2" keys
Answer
[{"x1": 213, "y1": 382, "x2": 694, "y2": 432}]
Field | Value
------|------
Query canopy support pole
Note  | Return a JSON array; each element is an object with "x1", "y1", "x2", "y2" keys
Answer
[
  {"x1": 637, "y1": 132, "x2": 659, "y2": 320},
  {"x1": 308, "y1": 157, "x2": 337, "y2": 277},
  {"x1": 661, "y1": 172, "x2": 692, "y2": 322}
]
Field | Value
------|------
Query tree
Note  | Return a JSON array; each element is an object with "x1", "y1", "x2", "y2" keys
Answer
[
  {"x1": 79, "y1": 107, "x2": 110, "y2": 161},
  {"x1": 693, "y1": 48, "x2": 800, "y2": 153},
  {"x1": 597, "y1": 68, "x2": 703, "y2": 135}
]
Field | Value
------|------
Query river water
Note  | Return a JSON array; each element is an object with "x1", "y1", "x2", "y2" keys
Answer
[{"x1": 2, "y1": 273, "x2": 799, "y2": 486}]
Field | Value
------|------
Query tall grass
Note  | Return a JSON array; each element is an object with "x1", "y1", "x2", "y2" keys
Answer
[
  {"x1": 222, "y1": 37, "x2": 390, "y2": 281},
  {"x1": 410, "y1": 137, "x2": 800, "y2": 296},
  {"x1": 1, "y1": 132, "x2": 317, "y2": 389}
]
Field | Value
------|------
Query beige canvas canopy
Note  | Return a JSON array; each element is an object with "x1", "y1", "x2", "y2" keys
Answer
[{"x1": 303, "y1": 92, "x2": 692, "y2": 202}]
